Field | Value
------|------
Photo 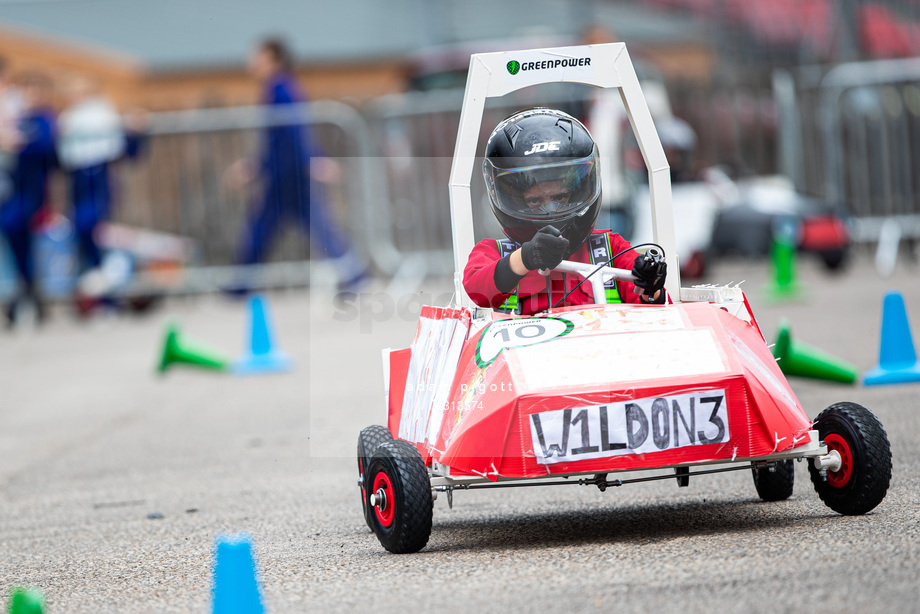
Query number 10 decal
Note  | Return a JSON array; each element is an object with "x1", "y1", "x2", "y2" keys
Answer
[{"x1": 476, "y1": 317, "x2": 574, "y2": 367}]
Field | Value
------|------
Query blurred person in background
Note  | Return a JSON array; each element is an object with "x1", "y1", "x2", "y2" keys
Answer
[
  {"x1": 0, "y1": 70, "x2": 56, "y2": 327},
  {"x1": 56, "y1": 74, "x2": 146, "y2": 313},
  {"x1": 225, "y1": 37, "x2": 366, "y2": 293}
]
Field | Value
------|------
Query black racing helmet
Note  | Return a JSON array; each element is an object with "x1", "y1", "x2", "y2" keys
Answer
[{"x1": 482, "y1": 108, "x2": 601, "y2": 253}]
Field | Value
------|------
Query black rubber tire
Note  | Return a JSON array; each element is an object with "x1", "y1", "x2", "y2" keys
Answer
[
  {"x1": 675, "y1": 466, "x2": 690, "y2": 487},
  {"x1": 357, "y1": 425, "x2": 393, "y2": 529},
  {"x1": 752, "y1": 459, "x2": 795, "y2": 501},
  {"x1": 808, "y1": 402, "x2": 892, "y2": 515},
  {"x1": 819, "y1": 247, "x2": 848, "y2": 272},
  {"x1": 366, "y1": 440, "x2": 432, "y2": 554}
]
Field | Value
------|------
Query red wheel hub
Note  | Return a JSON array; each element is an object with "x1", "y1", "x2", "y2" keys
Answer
[
  {"x1": 824, "y1": 433, "x2": 854, "y2": 488},
  {"x1": 372, "y1": 471, "x2": 395, "y2": 527}
]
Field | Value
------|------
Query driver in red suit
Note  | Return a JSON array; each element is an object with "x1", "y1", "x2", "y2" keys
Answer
[{"x1": 463, "y1": 108, "x2": 666, "y2": 315}]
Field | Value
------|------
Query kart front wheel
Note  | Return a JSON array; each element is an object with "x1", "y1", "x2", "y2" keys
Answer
[
  {"x1": 752, "y1": 459, "x2": 795, "y2": 502},
  {"x1": 357, "y1": 425, "x2": 393, "y2": 529},
  {"x1": 808, "y1": 402, "x2": 891, "y2": 515},
  {"x1": 366, "y1": 440, "x2": 432, "y2": 554}
]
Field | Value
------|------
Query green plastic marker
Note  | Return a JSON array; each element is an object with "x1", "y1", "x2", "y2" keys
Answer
[
  {"x1": 8, "y1": 587, "x2": 45, "y2": 614},
  {"x1": 158, "y1": 323, "x2": 230, "y2": 373},
  {"x1": 772, "y1": 320, "x2": 858, "y2": 384},
  {"x1": 764, "y1": 235, "x2": 804, "y2": 302}
]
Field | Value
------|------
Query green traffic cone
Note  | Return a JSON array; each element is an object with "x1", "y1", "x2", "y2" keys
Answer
[
  {"x1": 764, "y1": 235, "x2": 804, "y2": 302},
  {"x1": 8, "y1": 586, "x2": 45, "y2": 614},
  {"x1": 772, "y1": 320, "x2": 858, "y2": 384},
  {"x1": 157, "y1": 323, "x2": 230, "y2": 374}
]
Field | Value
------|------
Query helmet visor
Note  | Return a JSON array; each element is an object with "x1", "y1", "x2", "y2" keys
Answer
[{"x1": 483, "y1": 148, "x2": 601, "y2": 223}]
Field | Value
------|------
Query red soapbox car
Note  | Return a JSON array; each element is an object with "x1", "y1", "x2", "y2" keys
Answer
[{"x1": 356, "y1": 43, "x2": 891, "y2": 554}]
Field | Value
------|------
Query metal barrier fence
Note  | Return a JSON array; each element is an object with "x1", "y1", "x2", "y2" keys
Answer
[
  {"x1": 121, "y1": 90, "x2": 513, "y2": 288},
  {"x1": 2, "y1": 91, "x2": 598, "y2": 299},
  {"x1": 13, "y1": 71, "x2": 895, "y2": 300},
  {"x1": 774, "y1": 57, "x2": 920, "y2": 241},
  {"x1": 110, "y1": 100, "x2": 374, "y2": 292},
  {"x1": 111, "y1": 81, "x2": 794, "y2": 292},
  {"x1": 111, "y1": 85, "x2": 659, "y2": 292},
  {"x1": 118, "y1": 90, "x2": 596, "y2": 289}
]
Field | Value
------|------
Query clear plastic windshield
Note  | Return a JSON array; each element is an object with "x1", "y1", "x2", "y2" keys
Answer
[{"x1": 483, "y1": 148, "x2": 601, "y2": 222}]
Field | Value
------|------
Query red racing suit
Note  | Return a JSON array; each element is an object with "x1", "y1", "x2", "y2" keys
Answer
[{"x1": 463, "y1": 228, "x2": 651, "y2": 315}]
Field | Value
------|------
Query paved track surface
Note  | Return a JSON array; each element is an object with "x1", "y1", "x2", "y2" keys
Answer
[{"x1": 2, "y1": 253, "x2": 919, "y2": 613}]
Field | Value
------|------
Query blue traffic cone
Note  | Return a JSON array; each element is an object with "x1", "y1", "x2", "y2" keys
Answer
[
  {"x1": 864, "y1": 291, "x2": 920, "y2": 386},
  {"x1": 212, "y1": 533, "x2": 265, "y2": 614},
  {"x1": 234, "y1": 294, "x2": 291, "y2": 375}
]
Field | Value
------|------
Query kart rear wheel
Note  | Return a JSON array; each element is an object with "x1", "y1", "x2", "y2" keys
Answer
[
  {"x1": 366, "y1": 440, "x2": 432, "y2": 554},
  {"x1": 357, "y1": 425, "x2": 393, "y2": 529},
  {"x1": 808, "y1": 402, "x2": 891, "y2": 515},
  {"x1": 752, "y1": 459, "x2": 795, "y2": 501},
  {"x1": 819, "y1": 247, "x2": 847, "y2": 272}
]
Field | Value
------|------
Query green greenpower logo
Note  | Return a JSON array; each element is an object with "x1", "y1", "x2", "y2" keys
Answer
[{"x1": 506, "y1": 57, "x2": 592, "y2": 76}]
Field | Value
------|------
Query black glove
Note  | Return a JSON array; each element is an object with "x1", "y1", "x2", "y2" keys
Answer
[
  {"x1": 520, "y1": 226, "x2": 569, "y2": 271},
  {"x1": 632, "y1": 252, "x2": 667, "y2": 298}
]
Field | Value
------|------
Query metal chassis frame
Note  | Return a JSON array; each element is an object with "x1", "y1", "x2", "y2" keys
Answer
[{"x1": 429, "y1": 430, "x2": 827, "y2": 491}]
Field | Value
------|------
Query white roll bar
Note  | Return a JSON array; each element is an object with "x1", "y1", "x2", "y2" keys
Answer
[{"x1": 447, "y1": 42, "x2": 681, "y2": 308}]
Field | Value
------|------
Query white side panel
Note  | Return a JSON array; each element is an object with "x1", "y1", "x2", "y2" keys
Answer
[{"x1": 399, "y1": 308, "x2": 472, "y2": 446}]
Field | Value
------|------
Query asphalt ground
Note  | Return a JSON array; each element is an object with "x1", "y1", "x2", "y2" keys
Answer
[{"x1": 1, "y1": 250, "x2": 919, "y2": 613}]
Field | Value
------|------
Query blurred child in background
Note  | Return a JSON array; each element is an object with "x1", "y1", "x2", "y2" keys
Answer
[
  {"x1": 56, "y1": 74, "x2": 145, "y2": 311},
  {"x1": 0, "y1": 70, "x2": 56, "y2": 327}
]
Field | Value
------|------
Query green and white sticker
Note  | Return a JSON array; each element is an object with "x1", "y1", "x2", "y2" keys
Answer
[
  {"x1": 503, "y1": 46, "x2": 595, "y2": 87},
  {"x1": 476, "y1": 317, "x2": 574, "y2": 368}
]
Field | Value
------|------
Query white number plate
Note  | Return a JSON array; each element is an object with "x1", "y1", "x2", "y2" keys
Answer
[{"x1": 528, "y1": 390, "x2": 729, "y2": 464}]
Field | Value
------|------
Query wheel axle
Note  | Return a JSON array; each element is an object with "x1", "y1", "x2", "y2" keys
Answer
[
  {"x1": 434, "y1": 462, "x2": 775, "y2": 494},
  {"x1": 370, "y1": 488, "x2": 389, "y2": 513},
  {"x1": 812, "y1": 449, "x2": 842, "y2": 475}
]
